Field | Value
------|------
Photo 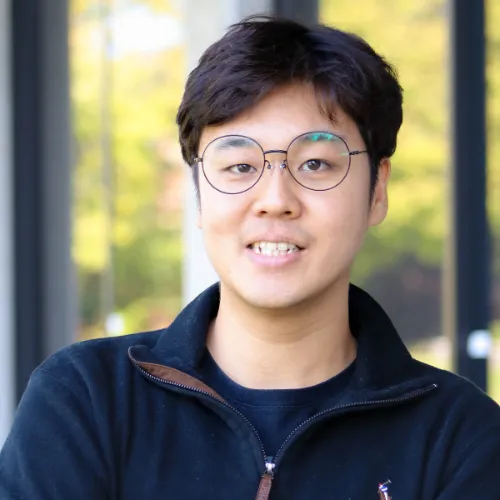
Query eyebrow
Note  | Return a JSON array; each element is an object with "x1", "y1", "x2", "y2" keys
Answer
[
  {"x1": 298, "y1": 132, "x2": 343, "y2": 143},
  {"x1": 213, "y1": 137, "x2": 255, "y2": 151},
  {"x1": 209, "y1": 131, "x2": 347, "y2": 152}
]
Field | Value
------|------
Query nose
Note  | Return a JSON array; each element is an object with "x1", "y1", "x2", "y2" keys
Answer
[{"x1": 251, "y1": 157, "x2": 302, "y2": 219}]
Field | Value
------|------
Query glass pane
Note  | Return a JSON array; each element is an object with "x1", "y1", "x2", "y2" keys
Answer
[
  {"x1": 487, "y1": 0, "x2": 500, "y2": 403},
  {"x1": 320, "y1": 1, "x2": 451, "y2": 368},
  {"x1": 70, "y1": 0, "x2": 185, "y2": 340},
  {"x1": 320, "y1": 0, "x2": 500, "y2": 403}
]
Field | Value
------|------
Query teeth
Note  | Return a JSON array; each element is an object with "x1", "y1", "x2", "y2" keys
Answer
[{"x1": 251, "y1": 241, "x2": 299, "y2": 257}]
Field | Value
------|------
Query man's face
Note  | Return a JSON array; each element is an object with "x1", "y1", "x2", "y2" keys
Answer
[{"x1": 197, "y1": 83, "x2": 390, "y2": 310}]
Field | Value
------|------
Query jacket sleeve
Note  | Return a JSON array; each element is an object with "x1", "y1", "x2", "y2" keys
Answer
[
  {"x1": 0, "y1": 367, "x2": 110, "y2": 499},
  {"x1": 436, "y1": 425, "x2": 500, "y2": 500}
]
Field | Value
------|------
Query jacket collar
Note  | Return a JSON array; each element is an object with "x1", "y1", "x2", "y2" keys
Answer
[{"x1": 130, "y1": 283, "x2": 435, "y2": 399}]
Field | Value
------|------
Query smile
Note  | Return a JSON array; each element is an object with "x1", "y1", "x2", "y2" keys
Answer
[{"x1": 250, "y1": 241, "x2": 301, "y2": 257}]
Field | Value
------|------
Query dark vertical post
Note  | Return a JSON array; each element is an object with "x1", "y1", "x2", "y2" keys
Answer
[
  {"x1": 449, "y1": 0, "x2": 490, "y2": 390},
  {"x1": 12, "y1": 0, "x2": 73, "y2": 401},
  {"x1": 273, "y1": 0, "x2": 318, "y2": 25},
  {"x1": 40, "y1": 0, "x2": 74, "y2": 360},
  {"x1": 12, "y1": 0, "x2": 44, "y2": 402}
]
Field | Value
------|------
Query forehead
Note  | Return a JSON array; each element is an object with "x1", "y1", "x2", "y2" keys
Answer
[{"x1": 198, "y1": 83, "x2": 361, "y2": 152}]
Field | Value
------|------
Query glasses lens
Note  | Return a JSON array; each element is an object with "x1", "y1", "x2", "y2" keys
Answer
[
  {"x1": 287, "y1": 132, "x2": 350, "y2": 190},
  {"x1": 202, "y1": 136, "x2": 264, "y2": 194}
]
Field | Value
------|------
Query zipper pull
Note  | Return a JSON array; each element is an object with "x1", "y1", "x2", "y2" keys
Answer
[
  {"x1": 264, "y1": 457, "x2": 275, "y2": 476},
  {"x1": 378, "y1": 480, "x2": 392, "y2": 500},
  {"x1": 255, "y1": 457, "x2": 275, "y2": 500}
]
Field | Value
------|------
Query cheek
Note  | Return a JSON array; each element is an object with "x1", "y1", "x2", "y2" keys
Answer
[
  {"x1": 198, "y1": 191, "x2": 249, "y2": 281},
  {"x1": 340, "y1": 165, "x2": 372, "y2": 224},
  {"x1": 198, "y1": 188, "x2": 244, "y2": 245},
  {"x1": 318, "y1": 177, "x2": 370, "y2": 225},
  {"x1": 338, "y1": 186, "x2": 371, "y2": 241},
  {"x1": 309, "y1": 184, "x2": 370, "y2": 260}
]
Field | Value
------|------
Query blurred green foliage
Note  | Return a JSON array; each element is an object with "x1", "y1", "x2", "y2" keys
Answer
[
  {"x1": 71, "y1": 0, "x2": 185, "y2": 338},
  {"x1": 321, "y1": 0, "x2": 500, "y2": 345},
  {"x1": 321, "y1": 0, "x2": 499, "y2": 280}
]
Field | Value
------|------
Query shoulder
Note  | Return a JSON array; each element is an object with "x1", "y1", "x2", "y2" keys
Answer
[
  {"x1": 411, "y1": 359, "x2": 500, "y2": 446},
  {"x1": 34, "y1": 330, "x2": 165, "y2": 396},
  {"x1": 414, "y1": 359, "x2": 500, "y2": 414},
  {"x1": 409, "y1": 362, "x2": 500, "y2": 492}
]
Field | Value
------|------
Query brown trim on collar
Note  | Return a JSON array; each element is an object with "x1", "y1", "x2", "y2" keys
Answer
[{"x1": 136, "y1": 361, "x2": 227, "y2": 403}]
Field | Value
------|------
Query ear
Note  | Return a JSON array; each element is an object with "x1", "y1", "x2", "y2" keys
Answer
[{"x1": 368, "y1": 158, "x2": 391, "y2": 227}]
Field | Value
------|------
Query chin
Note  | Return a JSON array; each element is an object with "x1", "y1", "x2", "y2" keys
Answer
[
  {"x1": 247, "y1": 296, "x2": 299, "y2": 310},
  {"x1": 236, "y1": 284, "x2": 310, "y2": 310},
  {"x1": 228, "y1": 270, "x2": 349, "y2": 311}
]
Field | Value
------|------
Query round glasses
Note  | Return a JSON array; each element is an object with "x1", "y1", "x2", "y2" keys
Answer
[{"x1": 193, "y1": 131, "x2": 368, "y2": 195}]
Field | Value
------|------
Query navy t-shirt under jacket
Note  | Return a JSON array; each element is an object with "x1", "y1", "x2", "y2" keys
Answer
[{"x1": 199, "y1": 350, "x2": 355, "y2": 458}]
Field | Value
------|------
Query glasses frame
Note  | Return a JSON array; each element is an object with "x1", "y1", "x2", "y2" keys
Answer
[{"x1": 193, "y1": 131, "x2": 368, "y2": 195}]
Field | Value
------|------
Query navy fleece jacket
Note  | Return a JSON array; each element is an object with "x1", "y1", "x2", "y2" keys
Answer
[{"x1": 1, "y1": 284, "x2": 500, "y2": 499}]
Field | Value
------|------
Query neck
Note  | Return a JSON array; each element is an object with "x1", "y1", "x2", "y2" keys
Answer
[{"x1": 207, "y1": 280, "x2": 357, "y2": 390}]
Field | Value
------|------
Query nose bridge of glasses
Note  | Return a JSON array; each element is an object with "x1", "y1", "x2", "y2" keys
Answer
[{"x1": 263, "y1": 149, "x2": 287, "y2": 170}]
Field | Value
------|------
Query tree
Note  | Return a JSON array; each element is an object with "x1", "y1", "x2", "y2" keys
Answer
[
  {"x1": 321, "y1": 0, "x2": 500, "y2": 342},
  {"x1": 70, "y1": 0, "x2": 185, "y2": 338}
]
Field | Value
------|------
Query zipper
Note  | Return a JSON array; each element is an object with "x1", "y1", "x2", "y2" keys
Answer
[
  {"x1": 253, "y1": 383, "x2": 438, "y2": 500},
  {"x1": 134, "y1": 360, "x2": 437, "y2": 500},
  {"x1": 133, "y1": 362, "x2": 268, "y2": 461},
  {"x1": 272, "y1": 383, "x2": 438, "y2": 467},
  {"x1": 255, "y1": 458, "x2": 275, "y2": 500}
]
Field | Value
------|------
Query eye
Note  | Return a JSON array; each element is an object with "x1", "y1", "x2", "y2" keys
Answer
[
  {"x1": 299, "y1": 159, "x2": 330, "y2": 172},
  {"x1": 228, "y1": 164, "x2": 257, "y2": 174}
]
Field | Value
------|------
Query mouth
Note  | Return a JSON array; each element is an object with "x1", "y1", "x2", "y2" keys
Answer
[{"x1": 247, "y1": 241, "x2": 303, "y2": 257}]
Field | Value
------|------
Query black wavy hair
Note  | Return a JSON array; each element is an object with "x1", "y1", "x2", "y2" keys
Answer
[{"x1": 176, "y1": 16, "x2": 403, "y2": 196}]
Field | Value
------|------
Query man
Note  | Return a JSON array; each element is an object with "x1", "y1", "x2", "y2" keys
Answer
[{"x1": 1, "y1": 16, "x2": 499, "y2": 500}]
